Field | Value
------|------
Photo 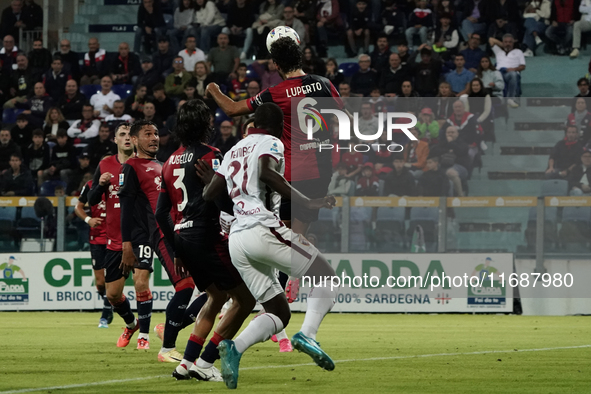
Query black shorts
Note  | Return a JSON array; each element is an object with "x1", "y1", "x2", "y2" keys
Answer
[
  {"x1": 177, "y1": 232, "x2": 243, "y2": 292},
  {"x1": 90, "y1": 243, "x2": 107, "y2": 270},
  {"x1": 103, "y1": 246, "x2": 153, "y2": 284},
  {"x1": 280, "y1": 177, "x2": 330, "y2": 223},
  {"x1": 132, "y1": 242, "x2": 155, "y2": 273}
]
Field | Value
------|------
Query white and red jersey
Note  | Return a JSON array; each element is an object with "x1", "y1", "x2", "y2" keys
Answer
[{"x1": 216, "y1": 128, "x2": 284, "y2": 234}]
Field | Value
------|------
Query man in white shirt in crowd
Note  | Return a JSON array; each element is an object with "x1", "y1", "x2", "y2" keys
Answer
[
  {"x1": 178, "y1": 35, "x2": 205, "y2": 74},
  {"x1": 104, "y1": 100, "x2": 132, "y2": 131},
  {"x1": 67, "y1": 104, "x2": 101, "y2": 142},
  {"x1": 489, "y1": 34, "x2": 525, "y2": 108},
  {"x1": 90, "y1": 75, "x2": 121, "y2": 119}
]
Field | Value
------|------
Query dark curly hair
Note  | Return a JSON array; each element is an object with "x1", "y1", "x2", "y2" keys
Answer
[
  {"x1": 270, "y1": 37, "x2": 302, "y2": 74},
  {"x1": 175, "y1": 99, "x2": 213, "y2": 147},
  {"x1": 130, "y1": 119, "x2": 158, "y2": 137}
]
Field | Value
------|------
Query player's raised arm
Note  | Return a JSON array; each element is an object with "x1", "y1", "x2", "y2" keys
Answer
[
  {"x1": 88, "y1": 165, "x2": 111, "y2": 206},
  {"x1": 206, "y1": 83, "x2": 251, "y2": 117}
]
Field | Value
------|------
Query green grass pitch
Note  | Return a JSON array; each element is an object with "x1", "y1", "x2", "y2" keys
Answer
[{"x1": 0, "y1": 312, "x2": 589, "y2": 393}]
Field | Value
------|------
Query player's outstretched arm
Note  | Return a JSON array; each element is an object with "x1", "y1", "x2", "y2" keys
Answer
[
  {"x1": 206, "y1": 82, "x2": 252, "y2": 117},
  {"x1": 87, "y1": 166, "x2": 110, "y2": 206},
  {"x1": 258, "y1": 156, "x2": 336, "y2": 210}
]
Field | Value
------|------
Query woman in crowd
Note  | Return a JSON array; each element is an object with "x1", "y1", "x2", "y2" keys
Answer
[
  {"x1": 325, "y1": 58, "x2": 344, "y2": 87},
  {"x1": 169, "y1": 0, "x2": 195, "y2": 53},
  {"x1": 43, "y1": 107, "x2": 70, "y2": 142},
  {"x1": 302, "y1": 45, "x2": 327, "y2": 76},
  {"x1": 476, "y1": 56, "x2": 505, "y2": 98},
  {"x1": 463, "y1": 78, "x2": 494, "y2": 145},
  {"x1": 191, "y1": 0, "x2": 225, "y2": 53}
]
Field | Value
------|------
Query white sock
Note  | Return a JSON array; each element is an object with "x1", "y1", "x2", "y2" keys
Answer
[
  {"x1": 275, "y1": 329, "x2": 288, "y2": 341},
  {"x1": 180, "y1": 358, "x2": 192, "y2": 368},
  {"x1": 196, "y1": 357, "x2": 213, "y2": 369},
  {"x1": 176, "y1": 360, "x2": 190, "y2": 374},
  {"x1": 234, "y1": 313, "x2": 284, "y2": 354},
  {"x1": 160, "y1": 347, "x2": 174, "y2": 353},
  {"x1": 138, "y1": 333, "x2": 149, "y2": 340},
  {"x1": 300, "y1": 285, "x2": 337, "y2": 340}
]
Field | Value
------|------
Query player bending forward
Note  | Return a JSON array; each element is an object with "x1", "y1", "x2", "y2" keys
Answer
[
  {"x1": 155, "y1": 99, "x2": 256, "y2": 382},
  {"x1": 118, "y1": 119, "x2": 207, "y2": 361},
  {"x1": 197, "y1": 103, "x2": 339, "y2": 390}
]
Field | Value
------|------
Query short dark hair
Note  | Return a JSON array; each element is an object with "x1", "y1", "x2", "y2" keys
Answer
[
  {"x1": 52, "y1": 55, "x2": 62, "y2": 63},
  {"x1": 237, "y1": 62, "x2": 247, "y2": 69},
  {"x1": 16, "y1": 113, "x2": 27, "y2": 121},
  {"x1": 152, "y1": 83, "x2": 165, "y2": 92},
  {"x1": 455, "y1": 54, "x2": 465, "y2": 60},
  {"x1": 136, "y1": 84, "x2": 147, "y2": 91},
  {"x1": 130, "y1": 119, "x2": 158, "y2": 137},
  {"x1": 32, "y1": 129, "x2": 44, "y2": 138},
  {"x1": 566, "y1": 124, "x2": 579, "y2": 132},
  {"x1": 113, "y1": 99, "x2": 124, "y2": 105},
  {"x1": 254, "y1": 103, "x2": 284, "y2": 136},
  {"x1": 82, "y1": 103, "x2": 94, "y2": 110},
  {"x1": 99, "y1": 122, "x2": 110, "y2": 129},
  {"x1": 420, "y1": 47, "x2": 432, "y2": 57},
  {"x1": 10, "y1": 153, "x2": 22, "y2": 161},
  {"x1": 175, "y1": 99, "x2": 213, "y2": 146},
  {"x1": 577, "y1": 77, "x2": 589, "y2": 86},
  {"x1": 270, "y1": 37, "x2": 302, "y2": 74},
  {"x1": 392, "y1": 152, "x2": 405, "y2": 161},
  {"x1": 56, "y1": 129, "x2": 68, "y2": 139}
]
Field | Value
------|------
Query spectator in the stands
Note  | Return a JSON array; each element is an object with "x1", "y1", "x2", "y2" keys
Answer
[
  {"x1": 328, "y1": 162, "x2": 353, "y2": 196},
  {"x1": 546, "y1": 124, "x2": 584, "y2": 179},
  {"x1": 179, "y1": 35, "x2": 206, "y2": 73},
  {"x1": 405, "y1": 0, "x2": 433, "y2": 49},
  {"x1": 435, "y1": 0, "x2": 455, "y2": 21},
  {"x1": 191, "y1": 0, "x2": 226, "y2": 54},
  {"x1": 67, "y1": 104, "x2": 100, "y2": 141},
  {"x1": 445, "y1": 54, "x2": 473, "y2": 96},
  {"x1": 86, "y1": 123, "x2": 116, "y2": 168},
  {"x1": 0, "y1": 153, "x2": 34, "y2": 196},
  {"x1": 252, "y1": 0, "x2": 285, "y2": 58},
  {"x1": 207, "y1": 33, "x2": 240, "y2": 82},
  {"x1": 356, "y1": 162, "x2": 379, "y2": 196},
  {"x1": 380, "y1": 53, "x2": 409, "y2": 96},
  {"x1": 430, "y1": 125, "x2": 471, "y2": 196},
  {"x1": 23, "y1": 0, "x2": 42, "y2": 30},
  {"x1": 168, "y1": 0, "x2": 196, "y2": 54},
  {"x1": 211, "y1": 120, "x2": 239, "y2": 155},
  {"x1": 489, "y1": 34, "x2": 526, "y2": 108},
  {"x1": 134, "y1": 0, "x2": 166, "y2": 54},
  {"x1": 135, "y1": 55, "x2": 161, "y2": 93},
  {"x1": 417, "y1": 155, "x2": 449, "y2": 196},
  {"x1": 346, "y1": 0, "x2": 372, "y2": 57},
  {"x1": 43, "y1": 56, "x2": 71, "y2": 102},
  {"x1": 340, "y1": 140, "x2": 363, "y2": 177},
  {"x1": 180, "y1": 82, "x2": 197, "y2": 101},
  {"x1": 383, "y1": 153, "x2": 417, "y2": 196},
  {"x1": 251, "y1": 58, "x2": 283, "y2": 91},
  {"x1": 380, "y1": 0, "x2": 406, "y2": 43},
  {"x1": 54, "y1": 39, "x2": 80, "y2": 80},
  {"x1": 246, "y1": 80, "x2": 260, "y2": 99},
  {"x1": 42, "y1": 129, "x2": 76, "y2": 184},
  {"x1": 464, "y1": 77, "x2": 495, "y2": 144},
  {"x1": 397, "y1": 42, "x2": 411, "y2": 66},
  {"x1": 460, "y1": 33, "x2": 486, "y2": 73},
  {"x1": 370, "y1": 34, "x2": 391, "y2": 80},
  {"x1": 140, "y1": 101, "x2": 163, "y2": 128},
  {"x1": 228, "y1": 63, "x2": 250, "y2": 100},
  {"x1": 301, "y1": 46, "x2": 326, "y2": 76},
  {"x1": 4, "y1": 54, "x2": 35, "y2": 108},
  {"x1": 90, "y1": 75, "x2": 120, "y2": 119},
  {"x1": 192, "y1": 61, "x2": 215, "y2": 97},
  {"x1": 58, "y1": 79, "x2": 86, "y2": 121},
  {"x1": 476, "y1": 56, "x2": 505, "y2": 98},
  {"x1": 324, "y1": 58, "x2": 344, "y2": 88},
  {"x1": 151, "y1": 83, "x2": 176, "y2": 121},
  {"x1": 315, "y1": 0, "x2": 343, "y2": 57},
  {"x1": 16, "y1": 82, "x2": 53, "y2": 128},
  {"x1": 434, "y1": 81, "x2": 455, "y2": 120},
  {"x1": 0, "y1": 0, "x2": 30, "y2": 45},
  {"x1": 460, "y1": 0, "x2": 495, "y2": 41},
  {"x1": 570, "y1": 0, "x2": 591, "y2": 58},
  {"x1": 125, "y1": 84, "x2": 148, "y2": 119},
  {"x1": 165, "y1": 56, "x2": 192, "y2": 99},
  {"x1": 397, "y1": 80, "x2": 422, "y2": 113},
  {"x1": 0, "y1": 129, "x2": 21, "y2": 171},
  {"x1": 523, "y1": 0, "x2": 551, "y2": 57},
  {"x1": 545, "y1": 0, "x2": 579, "y2": 55},
  {"x1": 81, "y1": 37, "x2": 106, "y2": 86},
  {"x1": 153, "y1": 37, "x2": 175, "y2": 78},
  {"x1": 351, "y1": 54, "x2": 379, "y2": 97},
  {"x1": 409, "y1": 46, "x2": 441, "y2": 97},
  {"x1": 417, "y1": 107, "x2": 439, "y2": 141},
  {"x1": 11, "y1": 113, "x2": 33, "y2": 151},
  {"x1": 575, "y1": 77, "x2": 591, "y2": 98},
  {"x1": 442, "y1": 99, "x2": 482, "y2": 154},
  {"x1": 357, "y1": 101, "x2": 380, "y2": 136},
  {"x1": 487, "y1": 0, "x2": 520, "y2": 41},
  {"x1": 281, "y1": 6, "x2": 306, "y2": 49},
  {"x1": 110, "y1": 42, "x2": 141, "y2": 85},
  {"x1": 567, "y1": 97, "x2": 591, "y2": 143},
  {"x1": 568, "y1": 147, "x2": 591, "y2": 195},
  {"x1": 43, "y1": 107, "x2": 69, "y2": 141},
  {"x1": 104, "y1": 100, "x2": 132, "y2": 131},
  {"x1": 0, "y1": 35, "x2": 19, "y2": 72},
  {"x1": 25, "y1": 128, "x2": 49, "y2": 183},
  {"x1": 156, "y1": 126, "x2": 179, "y2": 162},
  {"x1": 66, "y1": 152, "x2": 94, "y2": 196},
  {"x1": 403, "y1": 126, "x2": 429, "y2": 178},
  {"x1": 222, "y1": 0, "x2": 255, "y2": 60},
  {"x1": 28, "y1": 38, "x2": 52, "y2": 81},
  {"x1": 432, "y1": 13, "x2": 459, "y2": 61}
]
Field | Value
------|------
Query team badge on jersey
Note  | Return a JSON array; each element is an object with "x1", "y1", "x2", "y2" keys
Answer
[
  {"x1": 119, "y1": 173, "x2": 124, "y2": 186},
  {"x1": 212, "y1": 159, "x2": 220, "y2": 171}
]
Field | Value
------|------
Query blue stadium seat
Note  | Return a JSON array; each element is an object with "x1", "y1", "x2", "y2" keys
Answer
[
  {"x1": 39, "y1": 180, "x2": 68, "y2": 197},
  {"x1": 215, "y1": 107, "x2": 232, "y2": 124},
  {"x1": 2, "y1": 108, "x2": 24, "y2": 124},
  {"x1": 80, "y1": 84, "x2": 101, "y2": 100},
  {"x1": 17, "y1": 207, "x2": 41, "y2": 231},
  {"x1": 375, "y1": 207, "x2": 406, "y2": 252},
  {"x1": 246, "y1": 64, "x2": 260, "y2": 80},
  {"x1": 541, "y1": 179, "x2": 568, "y2": 197},
  {"x1": 339, "y1": 62, "x2": 359, "y2": 78},
  {"x1": 559, "y1": 207, "x2": 591, "y2": 251},
  {"x1": 112, "y1": 84, "x2": 133, "y2": 99},
  {"x1": 0, "y1": 207, "x2": 17, "y2": 221}
]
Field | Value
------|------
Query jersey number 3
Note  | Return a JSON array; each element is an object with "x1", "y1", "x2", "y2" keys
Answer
[{"x1": 173, "y1": 168, "x2": 188, "y2": 211}]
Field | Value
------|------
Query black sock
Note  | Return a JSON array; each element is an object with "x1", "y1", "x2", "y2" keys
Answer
[
  {"x1": 200, "y1": 339, "x2": 221, "y2": 363},
  {"x1": 137, "y1": 291, "x2": 153, "y2": 335},
  {"x1": 98, "y1": 288, "x2": 112, "y2": 320},
  {"x1": 163, "y1": 287, "x2": 193, "y2": 349},
  {"x1": 112, "y1": 296, "x2": 135, "y2": 325},
  {"x1": 180, "y1": 292, "x2": 208, "y2": 330}
]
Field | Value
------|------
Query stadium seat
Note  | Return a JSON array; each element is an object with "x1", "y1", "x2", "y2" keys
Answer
[
  {"x1": 0, "y1": 207, "x2": 17, "y2": 221},
  {"x1": 559, "y1": 207, "x2": 591, "y2": 251},
  {"x1": 2, "y1": 108, "x2": 24, "y2": 124},
  {"x1": 540, "y1": 179, "x2": 568, "y2": 197},
  {"x1": 0, "y1": 207, "x2": 17, "y2": 242},
  {"x1": 215, "y1": 107, "x2": 232, "y2": 124},
  {"x1": 17, "y1": 207, "x2": 41, "y2": 231},
  {"x1": 246, "y1": 64, "x2": 260, "y2": 80},
  {"x1": 80, "y1": 84, "x2": 101, "y2": 100},
  {"x1": 338, "y1": 62, "x2": 360, "y2": 78},
  {"x1": 112, "y1": 84, "x2": 133, "y2": 99},
  {"x1": 407, "y1": 207, "x2": 439, "y2": 252},
  {"x1": 375, "y1": 207, "x2": 405, "y2": 252},
  {"x1": 349, "y1": 206, "x2": 373, "y2": 251},
  {"x1": 39, "y1": 180, "x2": 68, "y2": 197},
  {"x1": 525, "y1": 207, "x2": 558, "y2": 251}
]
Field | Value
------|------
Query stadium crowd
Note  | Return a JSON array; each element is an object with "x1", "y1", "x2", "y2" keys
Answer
[{"x1": 0, "y1": 0, "x2": 590, "y2": 200}]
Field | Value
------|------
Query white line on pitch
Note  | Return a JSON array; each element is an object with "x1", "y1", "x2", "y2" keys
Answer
[{"x1": 1, "y1": 344, "x2": 589, "y2": 394}]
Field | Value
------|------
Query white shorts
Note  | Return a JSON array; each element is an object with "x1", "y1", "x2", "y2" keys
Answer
[{"x1": 229, "y1": 224, "x2": 319, "y2": 303}]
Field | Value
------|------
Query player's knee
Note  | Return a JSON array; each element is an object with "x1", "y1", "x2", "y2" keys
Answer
[
  {"x1": 96, "y1": 284, "x2": 105, "y2": 293},
  {"x1": 277, "y1": 308, "x2": 291, "y2": 328}
]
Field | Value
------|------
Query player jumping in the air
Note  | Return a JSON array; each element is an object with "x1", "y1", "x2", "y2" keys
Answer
[
  {"x1": 75, "y1": 178, "x2": 113, "y2": 328},
  {"x1": 88, "y1": 124, "x2": 151, "y2": 349},
  {"x1": 118, "y1": 119, "x2": 207, "y2": 361},
  {"x1": 196, "y1": 103, "x2": 339, "y2": 389},
  {"x1": 155, "y1": 99, "x2": 256, "y2": 382}
]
